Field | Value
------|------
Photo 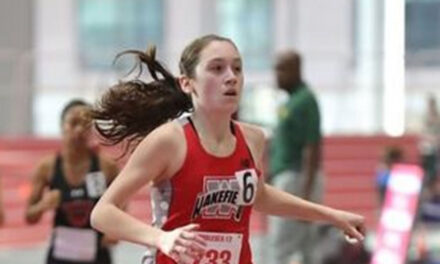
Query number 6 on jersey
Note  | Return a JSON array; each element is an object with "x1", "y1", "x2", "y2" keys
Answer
[{"x1": 234, "y1": 169, "x2": 258, "y2": 206}]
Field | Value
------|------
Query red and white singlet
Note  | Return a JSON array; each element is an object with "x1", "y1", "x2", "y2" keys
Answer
[{"x1": 144, "y1": 116, "x2": 260, "y2": 264}]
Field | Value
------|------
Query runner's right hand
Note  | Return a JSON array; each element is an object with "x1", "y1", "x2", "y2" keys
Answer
[
  {"x1": 40, "y1": 190, "x2": 61, "y2": 210},
  {"x1": 158, "y1": 223, "x2": 207, "y2": 263}
]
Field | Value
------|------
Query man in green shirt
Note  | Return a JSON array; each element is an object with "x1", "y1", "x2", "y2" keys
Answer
[{"x1": 268, "y1": 50, "x2": 323, "y2": 264}]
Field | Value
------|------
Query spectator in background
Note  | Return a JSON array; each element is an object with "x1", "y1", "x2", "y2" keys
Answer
[
  {"x1": 411, "y1": 175, "x2": 440, "y2": 264},
  {"x1": 268, "y1": 50, "x2": 324, "y2": 264},
  {"x1": 420, "y1": 95, "x2": 440, "y2": 186},
  {"x1": 420, "y1": 175, "x2": 440, "y2": 223},
  {"x1": 376, "y1": 146, "x2": 404, "y2": 204},
  {"x1": 412, "y1": 95, "x2": 440, "y2": 264},
  {"x1": 24, "y1": 99, "x2": 119, "y2": 264}
]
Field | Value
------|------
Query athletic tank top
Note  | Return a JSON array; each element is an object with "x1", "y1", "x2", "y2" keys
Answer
[
  {"x1": 145, "y1": 117, "x2": 260, "y2": 264},
  {"x1": 47, "y1": 153, "x2": 111, "y2": 264}
]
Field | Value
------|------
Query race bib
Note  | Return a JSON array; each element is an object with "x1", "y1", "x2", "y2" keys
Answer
[
  {"x1": 85, "y1": 171, "x2": 107, "y2": 198},
  {"x1": 234, "y1": 169, "x2": 258, "y2": 206},
  {"x1": 181, "y1": 232, "x2": 243, "y2": 264},
  {"x1": 53, "y1": 227, "x2": 97, "y2": 261}
]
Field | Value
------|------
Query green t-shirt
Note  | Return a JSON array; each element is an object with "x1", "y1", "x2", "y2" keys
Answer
[{"x1": 270, "y1": 83, "x2": 321, "y2": 175}]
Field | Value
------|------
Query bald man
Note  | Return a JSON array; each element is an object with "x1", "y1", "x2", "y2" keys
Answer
[{"x1": 268, "y1": 50, "x2": 323, "y2": 264}]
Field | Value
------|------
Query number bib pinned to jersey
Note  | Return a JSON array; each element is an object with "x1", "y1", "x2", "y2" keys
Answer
[
  {"x1": 181, "y1": 232, "x2": 243, "y2": 264},
  {"x1": 85, "y1": 171, "x2": 106, "y2": 198},
  {"x1": 235, "y1": 169, "x2": 258, "y2": 206},
  {"x1": 53, "y1": 226, "x2": 97, "y2": 261}
]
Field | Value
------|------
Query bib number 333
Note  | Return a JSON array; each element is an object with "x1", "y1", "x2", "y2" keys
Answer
[{"x1": 190, "y1": 232, "x2": 243, "y2": 264}]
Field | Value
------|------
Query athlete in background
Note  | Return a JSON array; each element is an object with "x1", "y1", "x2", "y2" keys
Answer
[{"x1": 25, "y1": 99, "x2": 119, "y2": 264}]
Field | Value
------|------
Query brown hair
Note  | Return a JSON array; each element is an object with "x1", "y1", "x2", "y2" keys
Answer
[
  {"x1": 179, "y1": 34, "x2": 236, "y2": 77},
  {"x1": 383, "y1": 146, "x2": 404, "y2": 165},
  {"x1": 61, "y1": 99, "x2": 90, "y2": 123},
  {"x1": 92, "y1": 34, "x2": 236, "y2": 150}
]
